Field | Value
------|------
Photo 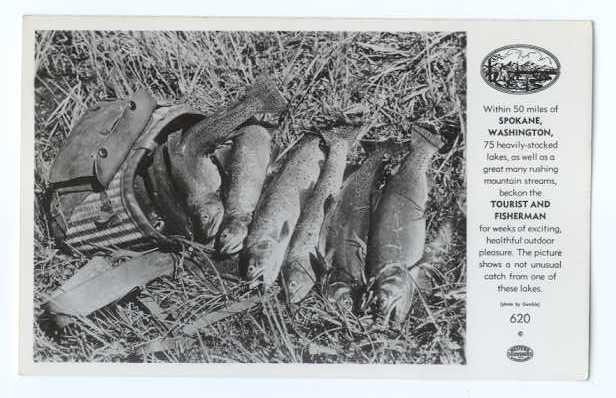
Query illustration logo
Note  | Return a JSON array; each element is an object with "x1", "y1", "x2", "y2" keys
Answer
[
  {"x1": 507, "y1": 344, "x2": 534, "y2": 362},
  {"x1": 481, "y1": 44, "x2": 560, "y2": 94}
]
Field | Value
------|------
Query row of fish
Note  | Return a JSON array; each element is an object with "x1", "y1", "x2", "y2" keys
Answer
[
  {"x1": 149, "y1": 77, "x2": 445, "y2": 326},
  {"x1": 152, "y1": 77, "x2": 287, "y2": 243},
  {"x1": 234, "y1": 123, "x2": 440, "y2": 326}
]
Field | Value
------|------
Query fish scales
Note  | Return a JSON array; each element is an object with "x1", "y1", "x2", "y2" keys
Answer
[
  {"x1": 225, "y1": 126, "x2": 272, "y2": 217},
  {"x1": 145, "y1": 141, "x2": 191, "y2": 237},
  {"x1": 217, "y1": 125, "x2": 272, "y2": 255},
  {"x1": 366, "y1": 126, "x2": 441, "y2": 325},
  {"x1": 282, "y1": 127, "x2": 361, "y2": 303},
  {"x1": 180, "y1": 77, "x2": 286, "y2": 160},
  {"x1": 242, "y1": 134, "x2": 326, "y2": 287},
  {"x1": 167, "y1": 130, "x2": 224, "y2": 242},
  {"x1": 320, "y1": 146, "x2": 390, "y2": 307},
  {"x1": 164, "y1": 77, "x2": 285, "y2": 242}
]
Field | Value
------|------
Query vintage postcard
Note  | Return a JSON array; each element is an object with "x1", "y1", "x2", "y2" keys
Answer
[{"x1": 19, "y1": 17, "x2": 592, "y2": 379}]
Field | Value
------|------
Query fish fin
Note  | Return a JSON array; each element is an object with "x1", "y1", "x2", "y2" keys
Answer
[
  {"x1": 209, "y1": 152, "x2": 229, "y2": 195},
  {"x1": 269, "y1": 138, "x2": 282, "y2": 166},
  {"x1": 349, "y1": 231, "x2": 368, "y2": 262},
  {"x1": 272, "y1": 134, "x2": 303, "y2": 166},
  {"x1": 278, "y1": 220, "x2": 290, "y2": 242},
  {"x1": 408, "y1": 225, "x2": 453, "y2": 288},
  {"x1": 410, "y1": 263, "x2": 433, "y2": 292},
  {"x1": 370, "y1": 186, "x2": 382, "y2": 212},
  {"x1": 247, "y1": 76, "x2": 287, "y2": 114},
  {"x1": 347, "y1": 119, "x2": 375, "y2": 143},
  {"x1": 319, "y1": 123, "x2": 373, "y2": 150},
  {"x1": 437, "y1": 116, "x2": 462, "y2": 154},
  {"x1": 318, "y1": 130, "x2": 344, "y2": 149},
  {"x1": 359, "y1": 137, "x2": 409, "y2": 156},
  {"x1": 299, "y1": 182, "x2": 316, "y2": 209},
  {"x1": 411, "y1": 123, "x2": 445, "y2": 150},
  {"x1": 310, "y1": 249, "x2": 329, "y2": 280},
  {"x1": 211, "y1": 142, "x2": 233, "y2": 170},
  {"x1": 165, "y1": 130, "x2": 184, "y2": 161},
  {"x1": 317, "y1": 213, "x2": 332, "y2": 261},
  {"x1": 324, "y1": 247, "x2": 335, "y2": 268},
  {"x1": 323, "y1": 194, "x2": 336, "y2": 216},
  {"x1": 427, "y1": 222, "x2": 453, "y2": 258},
  {"x1": 268, "y1": 134, "x2": 306, "y2": 181}
]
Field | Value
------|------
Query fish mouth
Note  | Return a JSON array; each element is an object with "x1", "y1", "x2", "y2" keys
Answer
[
  {"x1": 246, "y1": 266, "x2": 264, "y2": 289},
  {"x1": 206, "y1": 214, "x2": 223, "y2": 241},
  {"x1": 216, "y1": 220, "x2": 248, "y2": 255},
  {"x1": 326, "y1": 283, "x2": 354, "y2": 312},
  {"x1": 376, "y1": 294, "x2": 406, "y2": 328},
  {"x1": 366, "y1": 265, "x2": 414, "y2": 328}
]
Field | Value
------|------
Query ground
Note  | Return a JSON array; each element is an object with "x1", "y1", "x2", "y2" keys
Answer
[{"x1": 33, "y1": 30, "x2": 467, "y2": 364}]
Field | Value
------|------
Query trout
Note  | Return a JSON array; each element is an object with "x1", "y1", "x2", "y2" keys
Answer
[
  {"x1": 281, "y1": 126, "x2": 367, "y2": 303},
  {"x1": 216, "y1": 125, "x2": 272, "y2": 255},
  {"x1": 319, "y1": 142, "x2": 396, "y2": 310},
  {"x1": 145, "y1": 140, "x2": 191, "y2": 237},
  {"x1": 167, "y1": 130, "x2": 224, "y2": 242},
  {"x1": 166, "y1": 77, "x2": 286, "y2": 242},
  {"x1": 241, "y1": 134, "x2": 326, "y2": 288},
  {"x1": 365, "y1": 125, "x2": 442, "y2": 326}
]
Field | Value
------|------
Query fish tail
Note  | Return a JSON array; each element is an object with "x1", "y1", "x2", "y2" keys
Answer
[
  {"x1": 411, "y1": 123, "x2": 445, "y2": 149},
  {"x1": 247, "y1": 76, "x2": 287, "y2": 114},
  {"x1": 319, "y1": 120, "x2": 374, "y2": 149},
  {"x1": 318, "y1": 130, "x2": 346, "y2": 149},
  {"x1": 359, "y1": 137, "x2": 409, "y2": 157},
  {"x1": 422, "y1": 222, "x2": 453, "y2": 266}
]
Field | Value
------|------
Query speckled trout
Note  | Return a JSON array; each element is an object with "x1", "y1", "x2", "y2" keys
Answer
[
  {"x1": 166, "y1": 77, "x2": 286, "y2": 242},
  {"x1": 319, "y1": 141, "x2": 397, "y2": 310},
  {"x1": 281, "y1": 126, "x2": 368, "y2": 303},
  {"x1": 216, "y1": 125, "x2": 272, "y2": 255},
  {"x1": 241, "y1": 134, "x2": 326, "y2": 288},
  {"x1": 365, "y1": 125, "x2": 442, "y2": 326}
]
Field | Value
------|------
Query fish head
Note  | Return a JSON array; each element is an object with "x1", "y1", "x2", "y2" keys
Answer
[
  {"x1": 194, "y1": 199, "x2": 224, "y2": 242},
  {"x1": 326, "y1": 282, "x2": 355, "y2": 313},
  {"x1": 369, "y1": 264, "x2": 414, "y2": 328},
  {"x1": 241, "y1": 221, "x2": 291, "y2": 288},
  {"x1": 282, "y1": 261, "x2": 315, "y2": 304},
  {"x1": 216, "y1": 217, "x2": 249, "y2": 255},
  {"x1": 241, "y1": 238, "x2": 281, "y2": 287}
]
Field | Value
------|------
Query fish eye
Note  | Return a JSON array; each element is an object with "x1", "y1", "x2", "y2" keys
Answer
[{"x1": 289, "y1": 280, "x2": 297, "y2": 288}]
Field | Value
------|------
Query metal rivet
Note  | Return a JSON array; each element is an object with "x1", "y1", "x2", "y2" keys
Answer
[
  {"x1": 98, "y1": 148, "x2": 108, "y2": 158},
  {"x1": 128, "y1": 101, "x2": 137, "y2": 111}
]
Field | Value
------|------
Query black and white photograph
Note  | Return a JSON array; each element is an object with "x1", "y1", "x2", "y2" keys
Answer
[{"x1": 32, "y1": 29, "x2": 466, "y2": 364}]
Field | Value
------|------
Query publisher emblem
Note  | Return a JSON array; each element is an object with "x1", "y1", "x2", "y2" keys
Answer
[
  {"x1": 507, "y1": 344, "x2": 534, "y2": 362},
  {"x1": 481, "y1": 44, "x2": 560, "y2": 94}
]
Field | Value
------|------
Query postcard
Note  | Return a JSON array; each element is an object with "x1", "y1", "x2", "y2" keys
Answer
[{"x1": 20, "y1": 16, "x2": 592, "y2": 379}]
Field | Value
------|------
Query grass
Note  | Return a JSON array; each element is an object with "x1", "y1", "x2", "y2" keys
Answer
[{"x1": 33, "y1": 30, "x2": 466, "y2": 364}]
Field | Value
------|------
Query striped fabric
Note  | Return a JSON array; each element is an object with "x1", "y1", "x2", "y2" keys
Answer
[
  {"x1": 64, "y1": 164, "x2": 151, "y2": 252},
  {"x1": 58, "y1": 104, "x2": 205, "y2": 253}
]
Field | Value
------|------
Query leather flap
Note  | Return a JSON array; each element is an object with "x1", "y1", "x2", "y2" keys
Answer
[{"x1": 49, "y1": 89, "x2": 157, "y2": 187}]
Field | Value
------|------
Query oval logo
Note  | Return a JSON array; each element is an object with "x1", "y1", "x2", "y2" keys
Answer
[
  {"x1": 481, "y1": 44, "x2": 560, "y2": 94},
  {"x1": 507, "y1": 344, "x2": 534, "y2": 362}
]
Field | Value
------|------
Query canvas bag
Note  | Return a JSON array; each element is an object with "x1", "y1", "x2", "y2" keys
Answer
[{"x1": 47, "y1": 89, "x2": 206, "y2": 253}]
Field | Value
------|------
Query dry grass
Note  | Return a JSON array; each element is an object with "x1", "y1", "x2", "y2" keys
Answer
[{"x1": 33, "y1": 30, "x2": 466, "y2": 364}]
